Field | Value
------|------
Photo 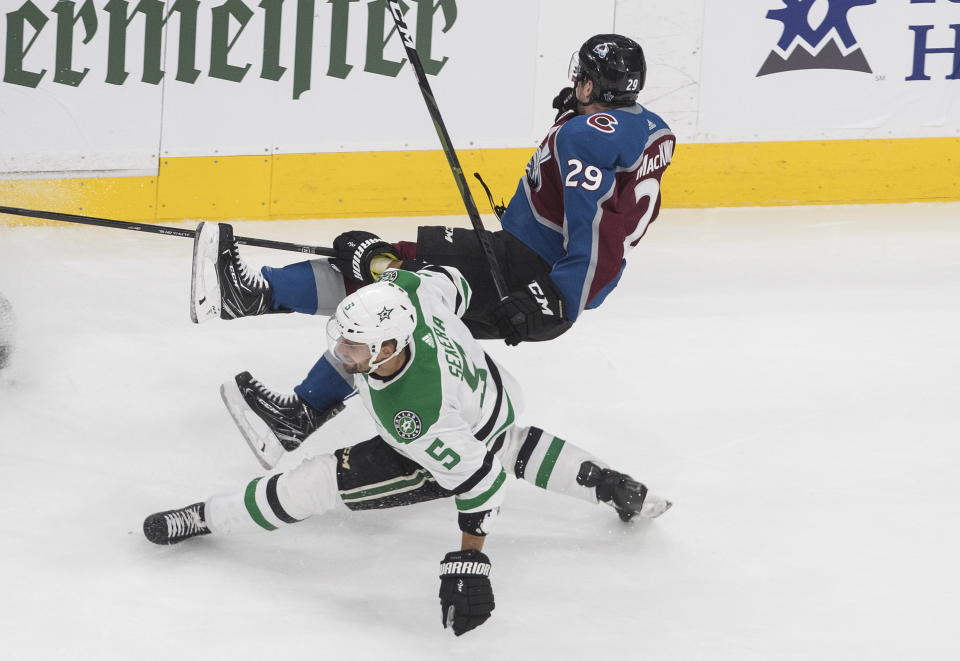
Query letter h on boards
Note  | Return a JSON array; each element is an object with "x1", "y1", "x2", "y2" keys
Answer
[{"x1": 907, "y1": 24, "x2": 960, "y2": 80}]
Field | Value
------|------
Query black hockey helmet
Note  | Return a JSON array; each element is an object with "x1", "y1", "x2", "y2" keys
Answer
[{"x1": 569, "y1": 34, "x2": 646, "y2": 106}]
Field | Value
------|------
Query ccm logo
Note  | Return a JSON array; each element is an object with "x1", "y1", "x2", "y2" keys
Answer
[
  {"x1": 388, "y1": 1, "x2": 415, "y2": 47},
  {"x1": 587, "y1": 113, "x2": 618, "y2": 133},
  {"x1": 527, "y1": 282, "x2": 554, "y2": 315}
]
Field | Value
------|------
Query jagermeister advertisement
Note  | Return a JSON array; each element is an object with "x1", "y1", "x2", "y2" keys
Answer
[
  {"x1": 0, "y1": 0, "x2": 556, "y2": 175},
  {"x1": 3, "y1": 0, "x2": 456, "y2": 99}
]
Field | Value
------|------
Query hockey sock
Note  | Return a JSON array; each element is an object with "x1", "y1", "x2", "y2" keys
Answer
[
  {"x1": 293, "y1": 353, "x2": 355, "y2": 412},
  {"x1": 206, "y1": 455, "x2": 343, "y2": 534},
  {"x1": 508, "y1": 427, "x2": 602, "y2": 504},
  {"x1": 261, "y1": 259, "x2": 346, "y2": 315},
  {"x1": 205, "y1": 476, "x2": 294, "y2": 534}
]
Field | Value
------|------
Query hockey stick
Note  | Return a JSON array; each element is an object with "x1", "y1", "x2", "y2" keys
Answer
[
  {"x1": 386, "y1": 1, "x2": 508, "y2": 299},
  {"x1": 0, "y1": 205, "x2": 337, "y2": 257}
]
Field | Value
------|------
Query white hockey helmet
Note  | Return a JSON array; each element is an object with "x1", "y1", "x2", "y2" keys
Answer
[{"x1": 326, "y1": 280, "x2": 417, "y2": 372}]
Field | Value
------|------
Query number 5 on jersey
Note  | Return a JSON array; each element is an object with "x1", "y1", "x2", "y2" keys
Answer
[{"x1": 426, "y1": 439, "x2": 461, "y2": 469}]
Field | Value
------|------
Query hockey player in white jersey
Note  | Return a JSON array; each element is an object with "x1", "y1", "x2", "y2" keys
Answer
[{"x1": 145, "y1": 265, "x2": 670, "y2": 636}]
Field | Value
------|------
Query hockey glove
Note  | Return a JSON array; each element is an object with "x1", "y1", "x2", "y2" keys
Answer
[
  {"x1": 552, "y1": 86, "x2": 578, "y2": 120},
  {"x1": 332, "y1": 231, "x2": 398, "y2": 284},
  {"x1": 491, "y1": 276, "x2": 566, "y2": 346},
  {"x1": 439, "y1": 550, "x2": 494, "y2": 636}
]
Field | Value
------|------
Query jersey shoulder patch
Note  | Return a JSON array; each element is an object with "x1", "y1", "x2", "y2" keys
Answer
[
  {"x1": 556, "y1": 116, "x2": 619, "y2": 166},
  {"x1": 585, "y1": 112, "x2": 619, "y2": 134}
]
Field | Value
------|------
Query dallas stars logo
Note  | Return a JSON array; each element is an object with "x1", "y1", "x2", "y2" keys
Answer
[
  {"x1": 377, "y1": 306, "x2": 393, "y2": 323},
  {"x1": 393, "y1": 410, "x2": 422, "y2": 441}
]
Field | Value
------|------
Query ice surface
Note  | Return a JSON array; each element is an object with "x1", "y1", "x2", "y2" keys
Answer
[{"x1": 1, "y1": 204, "x2": 958, "y2": 660}]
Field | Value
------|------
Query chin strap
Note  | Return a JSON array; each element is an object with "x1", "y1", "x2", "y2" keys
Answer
[{"x1": 366, "y1": 341, "x2": 411, "y2": 375}]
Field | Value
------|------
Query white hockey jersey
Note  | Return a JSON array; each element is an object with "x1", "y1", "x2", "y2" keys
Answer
[{"x1": 351, "y1": 266, "x2": 521, "y2": 514}]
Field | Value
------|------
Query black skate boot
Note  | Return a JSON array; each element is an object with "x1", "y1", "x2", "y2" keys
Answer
[
  {"x1": 143, "y1": 502, "x2": 211, "y2": 545},
  {"x1": 190, "y1": 221, "x2": 282, "y2": 323},
  {"x1": 220, "y1": 371, "x2": 345, "y2": 469},
  {"x1": 577, "y1": 461, "x2": 672, "y2": 521}
]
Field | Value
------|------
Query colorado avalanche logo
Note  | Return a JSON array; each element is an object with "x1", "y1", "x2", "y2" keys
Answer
[
  {"x1": 593, "y1": 43, "x2": 610, "y2": 58},
  {"x1": 587, "y1": 113, "x2": 618, "y2": 133},
  {"x1": 525, "y1": 143, "x2": 551, "y2": 191},
  {"x1": 757, "y1": 0, "x2": 875, "y2": 77}
]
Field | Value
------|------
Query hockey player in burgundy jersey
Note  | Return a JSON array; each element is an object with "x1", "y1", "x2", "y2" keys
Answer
[
  {"x1": 189, "y1": 34, "x2": 675, "y2": 468},
  {"x1": 500, "y1": 42, "x2": 674, "y2": 324}
]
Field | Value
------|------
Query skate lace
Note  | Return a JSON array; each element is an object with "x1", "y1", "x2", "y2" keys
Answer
[
  {"x1": 164, "y1": 506, "x2": 207, "y2": 538},
  {"x1": 250, "y1": 378, "x2": 299, "y2": 409},
  {"x1": 230, "y1": 242, "x2": 266, "y2": 289}
]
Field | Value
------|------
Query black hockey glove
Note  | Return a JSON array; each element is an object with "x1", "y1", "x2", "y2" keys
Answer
[
  {"x1": 332, "y1": 231, "x2": 397, "y2": 284},
  {"x1": 552, "y1": 86, "x2": 578, "y2": 120},
  {"x1": 439, "y1": 550, "x2": 494, "y2": 637},
  {"x1": 491, "y1": 276, "x2": 566, "y2": 346}
]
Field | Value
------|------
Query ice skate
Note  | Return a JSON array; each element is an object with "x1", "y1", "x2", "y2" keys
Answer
[
  {"x1": 220, "y1": 371, "x2": 345, "y2": 469},
  {"x1": 578, "y1": 461, "x2": 672, "y2": 521},
  {"x1": 190, "y1": 221, "x2": 274, "y2": 323},
  {"x1": 143, "y1": 502, "x2": 210, "y2": 545}
]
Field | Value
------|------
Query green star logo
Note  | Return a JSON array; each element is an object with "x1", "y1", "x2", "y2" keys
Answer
[{"x1": 377, "y1": 306, "x2": 394, "y2": 323}]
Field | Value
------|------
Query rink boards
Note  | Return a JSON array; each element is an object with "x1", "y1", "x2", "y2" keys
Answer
[{"x1": 2, "y1": 136, "x2": 960, "y2": 225}]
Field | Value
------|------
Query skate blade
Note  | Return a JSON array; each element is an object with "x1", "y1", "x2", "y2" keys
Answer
[
  {"x1": 641, "y1": 496, "x2": 672, "y2": 519},
  {"x1": 188, "y1": 221, "x2": 205, "y2": 323},
  {"x1": 219, "y1": 379, "x2": 284, "y2": 470},
  {"x1": 190, "y1": 222, "x2": 222, "y2": 324}
]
